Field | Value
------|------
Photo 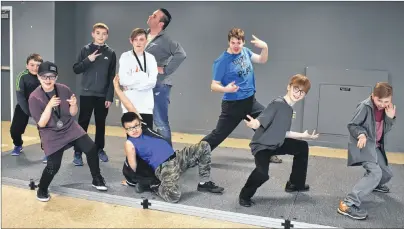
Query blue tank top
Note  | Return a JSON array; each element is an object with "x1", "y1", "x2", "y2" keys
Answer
[{"x1": 127, "y1": 134, "x2": 174, "y2": 170}]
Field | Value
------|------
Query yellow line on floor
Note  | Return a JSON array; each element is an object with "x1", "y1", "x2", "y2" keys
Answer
[
  {"x1": 1, "y1": 185, "x2": 259, "y2": 228},
  {"x1": 2, "y1": 121, "x2": 404, "y2": 164}
]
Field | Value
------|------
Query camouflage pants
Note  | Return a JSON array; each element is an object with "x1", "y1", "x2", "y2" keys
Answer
[{"x1": 154, "y1": 141, "x2": 212, "y2": 203}]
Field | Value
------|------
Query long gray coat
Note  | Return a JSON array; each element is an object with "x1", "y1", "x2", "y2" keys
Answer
[{"x1": 347, "y1": 97, "x2": 396, "y2": 166}]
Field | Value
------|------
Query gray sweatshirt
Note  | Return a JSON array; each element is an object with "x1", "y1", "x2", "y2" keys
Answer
[
  {"x1": 250, "y1": 97, "x2": 293, "y2": 155},
  {"x1": 145, "y1": 29, "x2": 186, "y2": 86}
]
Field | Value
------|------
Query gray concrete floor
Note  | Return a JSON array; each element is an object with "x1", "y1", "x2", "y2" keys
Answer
[{"x1": 2, "y1": 135, "x2": 404, "y2": 228}]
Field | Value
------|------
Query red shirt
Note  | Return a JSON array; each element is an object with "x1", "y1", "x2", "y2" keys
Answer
[{"x1": 373, "y1": 102, "x2": 384, "y2": 146}]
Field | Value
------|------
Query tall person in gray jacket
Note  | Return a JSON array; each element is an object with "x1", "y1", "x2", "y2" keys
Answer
[
  {"x1": 72, "y1": 23, "x2": 117, "y2": 165},
  {"x1": 145, "y1": 8, "x2": 186, "y2": 145},
  {"x1": 338, "y1": 82, "x2": 396, "y2": 220}
]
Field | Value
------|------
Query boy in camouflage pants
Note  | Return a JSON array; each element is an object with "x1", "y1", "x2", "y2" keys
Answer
[{"x1": 115, "y1": 75, "x2": 224, "y2": 203}]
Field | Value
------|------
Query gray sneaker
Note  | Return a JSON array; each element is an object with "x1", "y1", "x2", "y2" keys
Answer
[
  {"x1": 337, "y1": 200, "x2": 368, "y2": 220},
  {"x1": 373, "y1": 184, "x2": 390, "y2": 193}
]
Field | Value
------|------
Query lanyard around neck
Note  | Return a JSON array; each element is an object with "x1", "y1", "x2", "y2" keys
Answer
[
  {"x1": 132, "y1": 50, "x2": 146, "y2": 73},
  {"x1": 41, "y1": 85, "x2": 61, "y2": 119}
]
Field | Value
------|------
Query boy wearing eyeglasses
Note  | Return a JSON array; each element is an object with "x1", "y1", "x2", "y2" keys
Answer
[
  {"x1": 239, "y1": 74, "x2": 319, "y2": 207},
  {"x1": 113, "y1": 75, "x2": 224, "y2": 203}
]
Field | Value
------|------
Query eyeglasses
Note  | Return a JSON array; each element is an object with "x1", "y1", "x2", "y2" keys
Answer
[
  {"x1": 293, "y1": 86, "x2": 306, "y2": 96},
  {"x1": 125, "y1": 124, "x2": 141, "y2": 131},
  {"x1": 39, "y1": 75, "x2": 57, "y2": 80}
]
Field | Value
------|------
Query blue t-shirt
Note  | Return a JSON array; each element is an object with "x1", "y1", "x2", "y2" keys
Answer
[
  {"x1": 212, "y1": 47, "x2": 256, "y2": 101},
  {"x1": 127, "y1": 134, "x2": 174, "y2": 170}
]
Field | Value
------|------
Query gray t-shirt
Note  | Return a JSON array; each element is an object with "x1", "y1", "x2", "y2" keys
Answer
[
  {"x1": 250, "y1": 96, "x2": 293, "y2": 155},
  {"x1": 28, "y1": 83, "x2": 86, "y2": 156}
]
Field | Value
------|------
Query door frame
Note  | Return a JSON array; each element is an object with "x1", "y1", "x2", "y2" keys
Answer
[{"x1": 1, "y1": 6, "x2": 14, "y2": 120}]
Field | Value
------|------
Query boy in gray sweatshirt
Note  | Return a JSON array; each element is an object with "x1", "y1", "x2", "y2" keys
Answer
[
  {"x1": 239, "y1": 74, "x2": 318, "y2": 207},
  {"x1": 72, "y1": 23, "x2": 116, "y2": 165}
]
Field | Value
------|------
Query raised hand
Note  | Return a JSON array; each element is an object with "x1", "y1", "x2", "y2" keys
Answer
[
  {"x1": 357, "y1": 134, "x2": 367, "y2": 149},
  {"x1": 47, "y1": 95, "x2": 60, "y2": 109},
  {"x1": 66, "y1": 94, "x2": 77, "y2": 106},
  {"x1": 224, "y1": 81, "x2": 239, "y2": 93},
  {"x1": 88, "y1": 50, "x2": 101, "y2": 62},
  {"x1": 251, "y1": 35, "x2": 268, "y2": 49},
  {"x1": 243, "y1": 114, "x2": 260, "y2": 129},
  {"x1": 385, "y1": 103, "x2": 396, "y2": 119}
]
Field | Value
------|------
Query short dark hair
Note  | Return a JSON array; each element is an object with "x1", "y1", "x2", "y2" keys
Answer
[
  {"x1": 159, "y1": 8, "x2": 171, "y2": 30},
  {"x1": 26, "y1": 53, "x2": 43, "y2": 64},
  {"x1": 130, "y1": 28, "x2": 148, "y2": 41},
  {"x1": 121, "y1": 112, "x2": 141, "y2": 127}
]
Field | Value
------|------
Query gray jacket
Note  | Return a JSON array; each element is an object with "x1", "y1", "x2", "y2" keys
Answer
[
  {"x1": 145, "y1": 29, "x2": 186, "y2": 86},
  {"x1": 347, "y1": 97, "x2": 396, "y2": 166}
]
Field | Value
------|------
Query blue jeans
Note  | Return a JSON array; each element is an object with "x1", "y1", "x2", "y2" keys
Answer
[{"x1": 153, "y1": 84, "x2": 172, "y2": 145}]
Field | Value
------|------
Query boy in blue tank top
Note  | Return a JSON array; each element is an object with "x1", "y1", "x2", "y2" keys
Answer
[{"x1": 114, "y1": 75, "x2": 224, "y2": 203}]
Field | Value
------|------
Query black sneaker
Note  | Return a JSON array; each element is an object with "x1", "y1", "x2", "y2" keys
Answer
[
  {"x1": 197, "y1": 181, "x2": 224, "y2": 193},
  {"x1": 373, "y1": 184, "x2": 390, "y2": 193},
  {"x1": 285, "y1": 181, "x2": 310, "y2": 192},
  {"x1": 37, "y1": 188, "x2": 50, "y2": 202},
  {"x1": 150, "y1": 183, "x2": 160, "y2": 194},
  {"x1": 239, "y1": 197, "x2": 255, "y2": 207},
  {"x1": 92, "y1": 176, "x2": 107, "y2": 191}
]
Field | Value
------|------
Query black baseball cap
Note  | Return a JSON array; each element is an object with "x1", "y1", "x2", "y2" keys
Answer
[{"x1": 38, "y1": 61, "x2": 58, "y2": 76}]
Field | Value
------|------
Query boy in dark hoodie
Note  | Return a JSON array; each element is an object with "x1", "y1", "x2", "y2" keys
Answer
[{"x1": 72, "y1": 23, "x2": 116, "y2": 165}]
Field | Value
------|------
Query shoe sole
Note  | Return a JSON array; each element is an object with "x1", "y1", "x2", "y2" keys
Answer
[
  {"x1": 337, "y1": 208, "x2": 367, "y2": 220},
  {"x1": 126, "y1": 181, "x2": 136, "y2": 187},
  {"x1": 285, "y1": 188, "x2": 310, "y2": 193},
  {"x1": 37, "y1": 196, "x2": 50, "y2": 202},
  {"x1": 92, "y1": 185, "x2": 108, "y2": 191},
  {"x1": 73, "y1": 162, "x2": 83, "y2": 166},
  {"x1": 373, "y1": 189, "x2": 389, "y2": 193},
  {"x1": 197, "y1": 187, "x2": 224, "y2": 193}
]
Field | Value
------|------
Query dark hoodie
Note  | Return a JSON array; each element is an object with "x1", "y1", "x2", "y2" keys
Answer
[
  {"x1": 15, "y1": 69, "x2": 40, "y2": 116},
  {"x1": 73, "y1": 43, "x2": 116, "y2": 102}
]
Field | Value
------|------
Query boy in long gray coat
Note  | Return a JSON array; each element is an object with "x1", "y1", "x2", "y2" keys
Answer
[{"x1": 338, "y1": 82, "x2": 396, "y2": 220}]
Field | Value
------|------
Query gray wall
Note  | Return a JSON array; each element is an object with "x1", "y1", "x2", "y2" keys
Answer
[
  {"x1": 2, "y1": 1, "x2": 404, "y2": 152},
  {"x1": 54, "y1": 2, "x2": 77, "y2": 93},
  {"x1": 1, "y1": 1, "x2": 55, "y2": 111}
]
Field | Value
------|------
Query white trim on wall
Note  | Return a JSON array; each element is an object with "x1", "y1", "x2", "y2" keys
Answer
[{"x1": 2, "y1": 6, "x2": 14, "y2": 120}]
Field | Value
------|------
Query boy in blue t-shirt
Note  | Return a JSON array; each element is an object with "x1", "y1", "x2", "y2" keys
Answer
[
  {"x1": 201, "y1": 28, "x2": 282, "y2": 163},
  {"x1": 113, "y1": 75, "x2": 224, "y2": 203}
]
